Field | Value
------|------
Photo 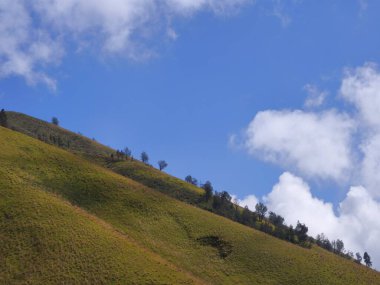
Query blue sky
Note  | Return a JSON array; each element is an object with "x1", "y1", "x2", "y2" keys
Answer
[{"x1": 1, "y1": 0, "x2": 380, "y2": 267}]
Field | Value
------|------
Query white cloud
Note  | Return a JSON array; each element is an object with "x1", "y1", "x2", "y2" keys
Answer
[
  {"x1": 360, "y1": 134, "x2": 380, "y2": 198},
  {"x1": 237, "y1": 62, "x2": 380, "y2": 268},
  {"x1": 264, "y1": 172, "x2": 338, "y2": 235},
  {"x1": 303, "y1": 84, "x2": 328, "y2": 108},
  {"x1": 0, "y1": 0, "x2": 62, "y2": 89},
  {"x1": 245, "y1": 109, "x2": 355, "y2": 182},
  {"x1": 339, "y1": 63, "x2": 380, "y2": 196},
  {"x1": 340, "y1": 63, "x2": 380, "y2": 130},
  {"x1": 0, "y1": 0, "x2": 251, "y2": 88},
  {"x1": 265, "y1": 172, "x2": 380, "y2": 268},
  {"x1": 237, "y1": 195, "x2": 259, "y2": 210}
]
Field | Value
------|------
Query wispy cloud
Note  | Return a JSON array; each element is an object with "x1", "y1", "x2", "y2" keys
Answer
[
  {"x1": 271, "y1": 0, "x2": 292, "y2": 27},
  {"x1": 0, "y1": 0, "x2": 252, "y2": 89},
  {"x1": 303, "y1": 84, "x2": 328, "y2": 108}
]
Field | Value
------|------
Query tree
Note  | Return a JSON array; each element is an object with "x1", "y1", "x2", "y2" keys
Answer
[
  {"x1": 124, "y1": 147, "x2": 132, "y2": 158},
  {"x1": 355, "y1": 252, "x2": 362, "y2": 264},
  {"x1": 295, "y1": 221, "x2": 308, "y2": 243},
  {"x1": 158, "y1": 160, "x2": 168, "y2": 171},
  {"x1": 364, "y1": 252, "x2": 372, "y2": 268},
  {"x1": 220, "y1": 191, "x2": 232, "y2": 204},
  {"x1": 185, "y1": 175, "x2": 198, "y2": 186},
  {"x1": 241, "y1": 206, "x2": 253, "y2": 225},
  {"x1": 141, "y1": 151, "x2": 149, "y2": 164},
  {"x1": 255, "y1": 202, "x2": 267, "y2": 221},
  {"x1": 116, "y1": 150, "x2": 125, "y2": 160},
  {"x1": 316, "y1": 233, "x2": 332, "y2": 251},
  {"x1": 0, "y1": 109, "x2": 7, "y2": 127},
  {"x1": 334, "y1": 239, "x2": 344, "y2": 254},
  {"x1": 202, "y1": 181, "x2": 213, "y2": 201},
  {"x1": 52, "y1": 117, "x2": 59, "y2": 126},
  {"x1": 268, "y1": 211, "x2": 284, "y2": 227}
]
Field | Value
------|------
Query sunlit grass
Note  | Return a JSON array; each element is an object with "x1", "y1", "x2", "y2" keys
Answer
[{"x1": 1, "y1": 126, "x2": 379, "y2": 284}]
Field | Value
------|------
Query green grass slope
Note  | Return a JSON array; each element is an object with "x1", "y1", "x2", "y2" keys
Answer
[
  {"x1": 6, "y1": 111, "x2": 205, "y2": 203},
  {"x1": 110, "y1": 160, "x2": 204, "y2": 204},
  {"x1": 6, "y1": 111, "x2": 114, "y2": 162},
  {"x1": 0, "y1": 128, "x2": 203, "y2": 285},
  {"x1": 1, "y1": 126, "x2": 379, "y2": 284}
]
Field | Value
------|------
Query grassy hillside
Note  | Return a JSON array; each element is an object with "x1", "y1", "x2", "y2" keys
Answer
[
  {"x1": 6, "y1": 111, "x2": 204, "y2": 203},
  {"x1": 1, "y1": 126, "x2": 379, "y2": 284},
  {"x1": 0, "y1": 127, "x2": 202, "y2": 285},
  {"x1": 110, "y1": 160, "x2": 204, "y2": 204},
  {"x1": 6, "y1": 111, "x2": 114, "y2": 162}
]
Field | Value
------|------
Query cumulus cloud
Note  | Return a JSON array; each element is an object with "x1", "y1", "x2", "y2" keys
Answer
[
  {"x1": 0, "y1": 0, "x2": 63, "y2": 89},
  {"x1": 236, "y1": 62, "x2": 380, "y2": 268},
  {"x1": 244, "y1": 109, "x2": 355, "y2": 182},
  {"x1": 340, "y1": 63, "x2": 380, "y2": 130},
  {"x1": 0, "y1": 0, "x2": 251, "y2": 87},
  {"x1": 303, "y1": 84, "x2": 328, "y2": 108},
  {"x1": 265, "y1": 172, "x2": 380, "y2": 268},
  {"x1": 235, "y1": 194, "x2": 259, "y2": 210},
  {"x1": 339, "y1": 63, "x2": 380, "y2": 196}
]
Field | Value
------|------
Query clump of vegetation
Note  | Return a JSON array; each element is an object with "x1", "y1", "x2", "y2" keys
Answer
[
  {"x1": 158, "y1": 160, "x2": 168, "y2": 171},
  {"x1": 0, "y1": 109, "x2": 8, "y2": 127},
  {"x1": 51, "y1": 117, "x2": 59, "y2": 126},
  {"x1": 185, "y1": 175, "x2": 198, "y2": 186},
  {"x1": 197, "y1": 235, "x2": 232, "y2": 259},
  {"x1": 141, "y1": 151, "x2": 149, "y2": 164}
]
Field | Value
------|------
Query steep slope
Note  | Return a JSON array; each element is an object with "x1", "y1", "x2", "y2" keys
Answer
[
  {"x1": 6, "y1": 111, "x2": 114, "y2": 162},
  {"x1": 1, "y1": 126, "x2": 379, "y2": 284},
  {"x1": 6, "y1": 111, "x2": 203, "y2": 203},
  {"x1": 0, "y1": 127, "x2": 202, "y2": 285}
]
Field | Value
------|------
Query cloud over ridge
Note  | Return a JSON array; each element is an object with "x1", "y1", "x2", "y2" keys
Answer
[{"x1": 238, "y1": 62, "x2": 380, "y2": 268}]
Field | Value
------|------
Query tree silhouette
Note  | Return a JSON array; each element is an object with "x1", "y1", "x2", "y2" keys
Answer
[
  {"x1": 158, "y1": 160, "x2": 168, "y2": 171},
  {"x1": 141, "y1": 151, "x2": 149, "y2": 164},
  {"x1": 295, "y1": 221, "x2": 308, "y2": 243},
  {"x1": 185, "y1": 175, "x2": 198, "y2": 186},
  {"x1": 255, "y1": 202, "x2": 267, "y2": 221},
  {"x1": 202, "y1": 181, "x2": 213, "y2": 201},
  {"x1": 52, "y1": 117, "x2": 59, "y2": 126},
  {"x1": 0, "y1": 109, "x2": 7, "y2": 127},
  {"x1": 364, "y1": 252, "x2": 372, "y2": 268},
  {"x1": 124, "y1": 147, "x2": 132, "y2": 158}
]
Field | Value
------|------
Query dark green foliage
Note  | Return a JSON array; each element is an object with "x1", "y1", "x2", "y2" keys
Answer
[
  {"x1": 197, "y1": 236, "x2": 232, "y2": 259},
  {"x1": 0, "y1": 109, "x2": 7, "y2": 127},
  {"x1": 316, "y1": 233, "x2": 333, "y2": 251},
  {"x1": 333, "y1": 239, "x2": 344, "y2": 254},
  {"x1": 364, "y1": 252, "x2": 372, "y2": 268},
  {"x1": 241, "y1": 206, "x2": 257, "y2": 226},
  {"x1": 141, "y1": 151, "x2": 149, "y2": 164},
  {"x1": 255, "y1": 202, "x2": 267, "y2": 221},
  {"x1": 295, "y1": 221, "x2": 308, "y2": 243},
  {"x1": 124, "y1": 147, "x2": 132, "y2": 158},
  {"x1": 185, "y1": 175, "x2": 198, "y2": 186},
  {"x1": 158, "y1": 160, "x2": 168, "y2": 171},
  {"x1": 52, "y1": 117, "x2": 59, "y2": 126},
  {"x1": 268, "y1": 211, "x2": 284, "y2": 227},
  {"x1": 116, "y1": 150, "x2": 125, "y2": 160},
  {"x1": 202, "y1": 181, "x2": 213, "y2": 201}
]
